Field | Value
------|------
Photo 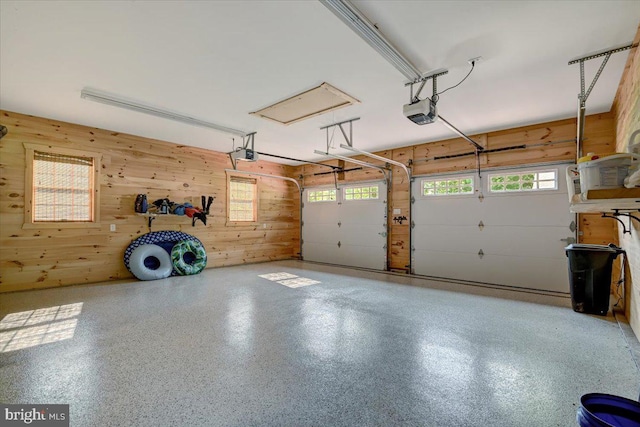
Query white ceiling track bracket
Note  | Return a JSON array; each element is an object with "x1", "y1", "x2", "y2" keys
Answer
[
  {"x1": 568, "y1": 42, "x2": 637, "y2": 157},
  {"x1": 339, "y1": 144, "x2": 410, "y2": 182},
  {"x1": 320, "y1": 117, "x2": 360, "y2": 149},
  {"x1": 313, "y1": 150, "x2": 389, "y2": 179}
]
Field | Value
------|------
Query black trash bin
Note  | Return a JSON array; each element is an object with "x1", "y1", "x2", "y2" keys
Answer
[{"x1": 565, "y1": 244, "x2": 623, "y2": 316}]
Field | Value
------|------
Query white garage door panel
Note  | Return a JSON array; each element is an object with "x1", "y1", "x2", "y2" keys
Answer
[
  {"x1": 303, "y1": 203, "x2": 339, "y2": 223},
  {"x1": 339, "y1": 246, "x2": 386, "y2": 270},
  {"x1": 340, "y1": 202, "x2": 385, "y2": 222},
  {"x1": 412, "y1": 165, "x2": 573, "y2": 293},
  {"x1": 413, "y1": 251, "x2": 569, "y2": 292},
  {"x1": 302, "y1": 182, "x2": 387, "y2": 270},
  {"x1": 478, "y1": 226, "x2": 570, "y2": 258},
  {"x1": 413, "y1": 226, "x2": 569, "y2": 258},
  {"x1": 413, "y1": 198, "x2": 485, "y2": 225},
  {"x1": 303, "y1": 223, "x2": 340, "y2": 244},
  {"x1": 413, "y1": 226, "x2": 484, "y2": 253},
  {"x1": 339, "y1": 225, "x2": 386, "y2": 246},
  {"x1": 303, "y1": 243, "x2": 343, "y2": 265},
  {"x1": 483, "y1": 194, "x2": 571, "y2": 226}
]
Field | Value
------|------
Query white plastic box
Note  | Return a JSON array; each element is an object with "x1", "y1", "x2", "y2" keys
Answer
[{"x1": 577, "y1": 154, "x2": 638, "y2": 193}]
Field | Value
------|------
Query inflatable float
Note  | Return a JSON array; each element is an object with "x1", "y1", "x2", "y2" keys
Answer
[{"x1": 124, "y1": 231, "x2": 207, "y2": 280}]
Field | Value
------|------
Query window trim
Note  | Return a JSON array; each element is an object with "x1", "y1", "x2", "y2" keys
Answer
[
  {"x1": 23, "y1": 143, "x2": 101, "y2": 229},
  {"x1": 342, "y1": 183, "x2": 381, "y2": 202},
  {"x1": 487, "y1": 169, "x2": 559, "y2": 194},
  {"x1": 226, "y1": 172, "x2": 259, "y2": 225},
  {"x1": 307, "y1": 188, "x2": 338, "y2": 203},
  {"x1": 420, "y1": 175, "x2": 475, "y2": 197}
]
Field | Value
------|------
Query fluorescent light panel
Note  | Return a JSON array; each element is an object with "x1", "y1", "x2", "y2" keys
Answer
[
  {"x1": 80, "y1": 88, "x2": 247, "y2": 137},
  {"x1": 319, "y1": 0, "x2": 422, "y2": 81},
  {"x1": 250, "y1": 82, "x2": 359, "y2": 125}
]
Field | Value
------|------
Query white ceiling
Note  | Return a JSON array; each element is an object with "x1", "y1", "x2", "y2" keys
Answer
[{"x1": 1, "y1": 1, "x2": 638, "y2": 165}]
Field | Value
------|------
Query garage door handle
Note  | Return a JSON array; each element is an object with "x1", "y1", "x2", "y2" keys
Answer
[
  {"x1": 560, "y1": 237, "x2": 576, "y2": 244},
  {"x1": 378, "y1": 232, "x2": 387, "y2": 237}
]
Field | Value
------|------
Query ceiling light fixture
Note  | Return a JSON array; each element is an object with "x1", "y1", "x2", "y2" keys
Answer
[
  {"x1": 80, "y1": 88, "x2": 247, "y2": 137},
  {"x1": 319, "y1": 0, "x2": 422, "y2": 82}
]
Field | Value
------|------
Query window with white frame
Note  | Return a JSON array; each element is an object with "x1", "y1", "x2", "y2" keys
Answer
[
  {"x1": 489, "y1": 169, "x2": 558, "y2": 193},
  {"x1": 308, "y1": 189, "x2": 336, "y2": 203},
  {"x1": 422, "y1": 176, "x2": 474, "y2": 196},
  {"x1": 344, "y1": 184, "x2": 379, "y2": 201}
]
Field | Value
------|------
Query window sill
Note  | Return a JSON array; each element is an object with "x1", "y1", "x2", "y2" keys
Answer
[
  {"x1": 22, "y1": 222, "x2": 102, "y2": 229},
  {"x1": 226, "y1": 221, "x2": 260, "y2": 227}
]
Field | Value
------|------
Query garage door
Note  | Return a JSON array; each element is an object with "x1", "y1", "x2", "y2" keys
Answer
[
  {"x1": 412, "y1": 164, "x2": 574, "y2": 293},
  {"x1": 302, "y1": 181, "x2": 387, "y2": 270}
]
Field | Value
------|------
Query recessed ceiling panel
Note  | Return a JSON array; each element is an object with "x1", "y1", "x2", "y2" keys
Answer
[{"x1": 250, "y1": 82, "x2": 359, "y2": 125}]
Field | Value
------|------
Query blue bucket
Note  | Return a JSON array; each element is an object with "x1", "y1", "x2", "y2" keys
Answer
[{"x1": 577, "y1": 393, "x2": 640, "y2": 426}]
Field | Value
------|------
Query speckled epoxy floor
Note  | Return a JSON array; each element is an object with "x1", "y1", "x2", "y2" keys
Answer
[{"x1": 1, "y1": 260, "x2": 638, "y2": 426}]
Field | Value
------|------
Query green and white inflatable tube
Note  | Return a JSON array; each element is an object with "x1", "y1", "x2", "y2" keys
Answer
[{"x1": 171, "y1": 239, "x2": 207, "y2": 275}]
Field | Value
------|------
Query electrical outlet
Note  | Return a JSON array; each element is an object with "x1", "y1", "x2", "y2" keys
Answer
[
  {"x1": 110, "y1": 224, "x2": 116, "y2": 232},
  {"x1": 393, "y1": 208, "x2": 401, "y2": 215}
]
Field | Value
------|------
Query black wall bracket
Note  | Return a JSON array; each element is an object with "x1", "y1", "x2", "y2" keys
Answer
[{"x1": 601, "y1": 209, "x2": 640, "y2": 235}]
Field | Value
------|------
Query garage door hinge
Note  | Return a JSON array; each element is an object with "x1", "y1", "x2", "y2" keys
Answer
[
  {"x1": 301, "y1": 239, "x2": 304, "y2": 245},
  {"x1": 337, "y1": 241, "x2": 341, "y2": 248},
  {"x1": 411, "y1": 196, "x2": 415, "y2": 204},
  {"x1": 478, "y1": 249, "x2": 484, "y2": 259},
  {"x1": 569, "y1": 220, "x2": 576, "y2": 232},
  {"x1": 411, "y1": 220, "x2": 415, "y2": 229},
  {"x1": 301, "y1": 202, "x2": 304, "y2": 208},
  {"x1": 378, "y1": 232, "x2": 387, "y2": 237},
  {"x1": 383, "y1": 244, "x2": 387, "y2": 249},
  {"x1": 478, "y1": 193, "x2": 485, "y2": 202},
  {"x1": 338, "y1": 221, "x2": 342, "y2": 227},
  {"x1": 478, "y1": 220, "x2": 484, "y2": 230},
  {"x1": 301, "y1": 220, "x2": 304, "y2": 227}
]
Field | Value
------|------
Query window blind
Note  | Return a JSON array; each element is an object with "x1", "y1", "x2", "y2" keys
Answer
[{"x1": 33, "y1": 151, "x2": 93, "y2": 221}]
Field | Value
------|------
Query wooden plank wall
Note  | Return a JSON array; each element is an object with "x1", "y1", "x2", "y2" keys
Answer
[
  {"x1": 295, "y1": 113, "x2": 618, "y2": 272},
  {"x1": 612, "y1": 25, "x2": 640, "y2": 330},
  {"x1": 0, "y1": 110, "x2": 300, "y2": 292}
]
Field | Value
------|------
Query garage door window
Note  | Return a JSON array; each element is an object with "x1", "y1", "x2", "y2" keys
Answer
[
  {"x1": 308, "y1": 189, "x2": 336, "y2": 203},
  {"x1": 344, "y1": 185, "x2": 379, "y2": 201},
  {"x1": 422, "y1": 177, "x2": 474, "y2": 196},
  {"x1": 489, "y1": 170, "x2": 557, "y2": 193}
]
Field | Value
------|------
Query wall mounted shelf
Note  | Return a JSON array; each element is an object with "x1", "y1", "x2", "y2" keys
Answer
[
  {"x1": 569, "y1": 188, "x2": 640, "y2": 234},
  {"x1": 569, "y1": 188, "x2": 640, "y2": 213}
]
